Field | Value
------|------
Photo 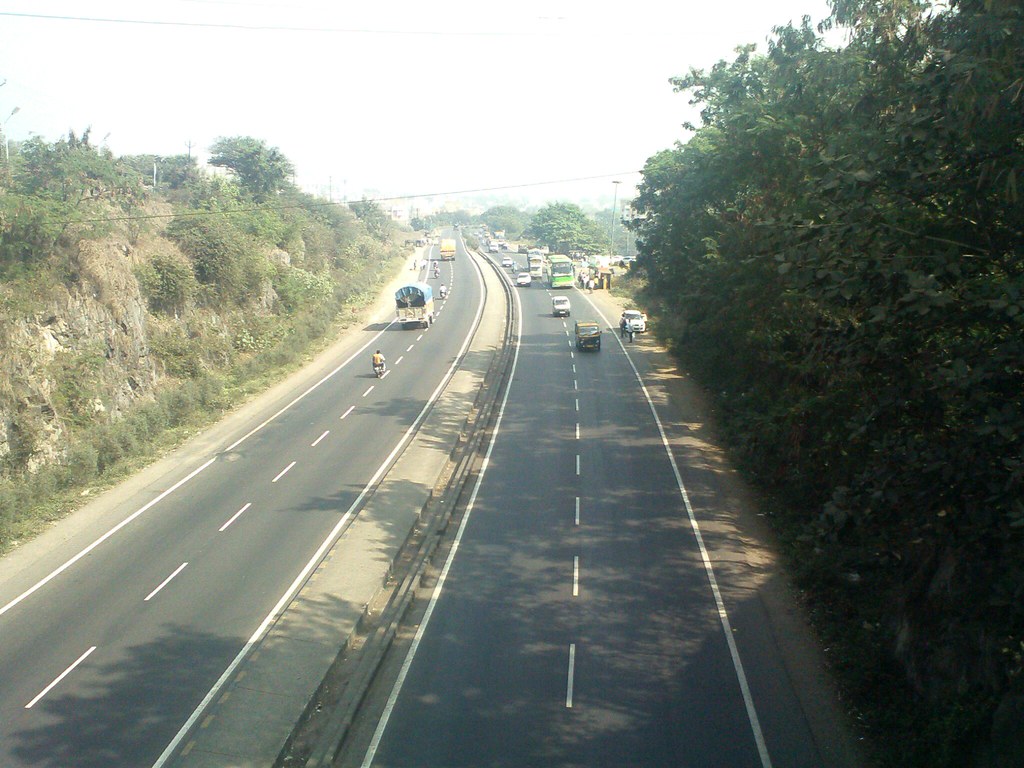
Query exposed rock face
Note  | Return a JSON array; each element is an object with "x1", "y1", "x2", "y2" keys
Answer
[{"x1": 0, "y1": 239, "x2": 157, "y2": 475}]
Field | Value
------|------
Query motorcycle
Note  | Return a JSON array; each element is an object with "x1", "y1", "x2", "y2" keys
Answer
[
  {"x1": 439, "y1": 285, "x2": 448, "y2": 299},
  {"x1": 372, "y1": 361, "x2": 386, "y2": 378},
  {"x1": 433, "y1": 268, "x2": 440, "y2": 279}
]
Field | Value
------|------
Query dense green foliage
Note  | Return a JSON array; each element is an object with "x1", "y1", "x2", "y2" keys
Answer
[
  {"x1": 479, "y1": 205, "x2": 530, "y2": 239},
  {"x1": 1, "y1": 132, "x2": 407, "y2": 555},
  {"x1": 526, "y1": 202, "x2": 609, "y2": 254},
  {"x1": 631, "y1": 0, "x2": 1023, "y2": 763}
]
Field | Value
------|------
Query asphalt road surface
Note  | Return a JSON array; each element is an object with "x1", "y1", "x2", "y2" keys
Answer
[
  {"x1": 357, "y1": 252, "x2": 826, "y2": 768},
  {"x1": 0, "y1": 237, "x2": 482, "y2": 768}
]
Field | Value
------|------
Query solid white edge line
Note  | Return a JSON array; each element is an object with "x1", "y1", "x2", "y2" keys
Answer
[
  {"x1": 3, "y1": 318, "x2": 400, "y2": 620},
  {"x1": 582, "y1": 293, "x2": 774, "y2": 768},
  {"x1": 219, "y1": 503, "x2": 252, "y2": 532},
  {"x1": 360, "y1": 252, "x2": 522, "y2": 768},
  {"x1": 0, "y1": 457, "x2": 216, "y2": 619},
  {"x1": 145, "y1": 562, "x2": 188, "y2": 602},
  {"x1": 271, "y1": 461, "x2": 296, "y2": 483},
  {"x1": 154, "y1": 247, "x2": 490, "y2": 768},
  {"x1": 566, "y1": 643, "x2": 576, "y2": 708},
  {"x1": 25, "y1": 646, "x2": 97, "y2": 709},
  {"x1": 311, "y1": 430, "x2": 330, "y2": 447}
]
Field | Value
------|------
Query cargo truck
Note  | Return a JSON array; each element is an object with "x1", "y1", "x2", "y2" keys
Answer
[
  {"x1": 440, "y1": 238, "x2": 456, "y2": 260},
  {"x1": 395, "y1": 283, "x2": 434, "y2": 328}
]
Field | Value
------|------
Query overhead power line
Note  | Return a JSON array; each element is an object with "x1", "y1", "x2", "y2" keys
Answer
[{"x1": 76, "y1": 171, "x2": 643, "y2": 224}]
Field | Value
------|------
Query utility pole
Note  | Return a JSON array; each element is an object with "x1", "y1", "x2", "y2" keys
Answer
[
  {"x1": 608, "y1": 180, "x2": 621, "y2": 257},
  {"x1": 185, "y1": 139, "x2": 193, "y2": 160}
]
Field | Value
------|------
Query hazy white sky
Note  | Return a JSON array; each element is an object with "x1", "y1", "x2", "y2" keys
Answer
[{"x1": 0, "y1": 0, "x2": 836, "y2": 209}]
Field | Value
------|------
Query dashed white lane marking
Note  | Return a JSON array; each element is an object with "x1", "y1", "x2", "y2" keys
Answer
[
  {"x1": 272, "y1": 461, "x2": 296, "y2": 483},
  {"x1": 575, "y1": 496, "x2": 580, "y2": 526},
  {"x1": 145, "y1": 562, "x2": 188, "y2": 602},
  {"x1": 362, "y1": 386, "x2": 374, "y2": 397},
  {"x1": 219, "y1": 503, "x2": 252, "y2": 532},
  {"x1": 406, "y1": 344, "x2": 414, "y2": 352},
  {"x1": 575, "y1": 423, "x2": 580, "y2": 440},
  {"x1": 311, "y1": 430, "x2": 329, "y2": 447},
  {"x1": 340, "y1": 405, "x2": 355, "y2": 420},
  {"x1": 575, "y1": 399, "x2": 579, "y2": 412},
  {"x1": 573, "y1": 556, "x2": 580, "y2": 596},
  {"x1": 26, "y1": 646, "x2": 97, "y2": 709},
  {"x1": 566, "y1": 644, "x2": 576, "y2": 708},
  {"x1": 380, "y1": 370, "x2": 390, "y2": 379},
  {"x1": 576, "y1": 455, "x2": 580, "y2": 476},
  {"x1": 395, "y1": 356, "x2": 404, "y2": 365},
  {"x1": 573, "y1": 379, "x2": 578, "y2": 391},
  {"x1": 416, "y1": 334, "x2": 424, "y2": 341}
]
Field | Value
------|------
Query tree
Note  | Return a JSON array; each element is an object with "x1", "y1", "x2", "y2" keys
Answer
[
  {"x1": 527, "y1": 202, "x2": 607, "y2": 254},
  {"x1": 480, "y1": 205, "x2": 528, "y2": 239},
  {"x1": 208, "y1": 136, "x2": 294, "y2": 202},
  {"x1": 348, "y1": 198, "x2": 393, "y2": 242}
]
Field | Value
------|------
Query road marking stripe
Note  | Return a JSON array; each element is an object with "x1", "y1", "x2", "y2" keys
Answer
[
  {"x1": 271, "y1": 461, "x2": 296, "y2": 483},
  {"x1": 573, "y1": 556, "x2": 579, "y2": 596},
  {"x1": 340, "y1": 405, "x2": 355, "y2": 420},
  {"x1": 582, "y1": 294, "x2": 774, "y2": 768},
  {"x1": 362, "y1": 386, "x2": 374, "y2": 397},
  {"x1": 219, "y1": 503, "x2": 252, "y2": 532},
  {"x1": 395, "y1": 356, "x2": 404, "y2": 365},
  {"x1": 26, "y1": 646, "x2": 96, "y2": 709},
  {"x1": 159, "y1": 247, "x2": 492, "y2": 768},
  {"x1": 576, "y1": 455, "x2": 580, "y2": 475},
  {"x1": 145, "y1": 562, "x2": 188, "y2": 602},
  {"x1": 406, "y1": 344, "x2": 414, "y2": 352},
  {"x1": 361, "y1": 251, "x2": 523, "y2": 768},
  {"x1": 566, "y1": 644, "x2": 576, "y2": 708},
  {"x1": 575, "y1": 423, "x2": 580, "y2": 440},
  {"x1": 575, "y1": 496, "x2": 580, "y2": 525},
  {"x1": 0, "y1": 457, "x2": 216, "y2": 619},
  {"x1": 311, "y1": 430, "x2": 329, "y2": 447},
  {"x1": 575, "y1": 398, "x2": 579, "y2": 412}
]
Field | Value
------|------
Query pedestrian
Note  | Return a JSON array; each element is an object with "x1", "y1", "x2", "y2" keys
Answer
[{"x1": 587, "y1": 278, "x2": 594, "y2": 293}]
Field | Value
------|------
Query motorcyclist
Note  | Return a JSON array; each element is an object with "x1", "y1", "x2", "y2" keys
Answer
[
  {"x1": 439, "y1": 283, "x2": 448, "y2": 299},
  {"x1": 372, "y1": 349, "x2": 386, "y2": 375}
]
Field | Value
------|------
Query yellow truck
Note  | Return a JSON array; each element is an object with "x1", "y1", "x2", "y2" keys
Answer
[{"x1": 440, "y1": 238, "x2": 456, "y2": 260}]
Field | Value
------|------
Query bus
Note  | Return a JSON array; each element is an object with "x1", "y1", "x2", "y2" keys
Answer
[
  {"x1": 528, "y1": 253, "x2": 545, "y2": 281},
  {"x1": 546, "y1": 254, "x2": 574, "y2": 289}
]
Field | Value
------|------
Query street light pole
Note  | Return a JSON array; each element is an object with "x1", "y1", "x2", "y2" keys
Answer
[
  {"x1": 3, "y1": 106, "x2": 21, "y2": 167},
  {"x1": 608, "y1": 180, "x2": 621, "y2": 257}
]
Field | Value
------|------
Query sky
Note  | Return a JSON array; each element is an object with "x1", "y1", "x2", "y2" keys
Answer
[{"x1": 0, "y1": 0, "x2": 838, "y2": 211}]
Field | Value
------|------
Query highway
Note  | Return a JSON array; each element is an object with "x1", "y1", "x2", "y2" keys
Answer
[
  {"x1": 0, "y1": 236, "x2": 483, "y2": 768},
  {"x1": 356, "y1": 251, "x2": 827, "y2": 767}
]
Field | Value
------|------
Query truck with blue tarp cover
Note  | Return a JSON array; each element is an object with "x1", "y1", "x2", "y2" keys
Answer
[{"x1": 395, "y1": 283, "x2": 434, "y2": 328}]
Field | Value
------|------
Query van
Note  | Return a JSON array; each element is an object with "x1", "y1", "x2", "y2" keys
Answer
[{"x1": 552, "y1": 296, "x2": 571, "y2": 317}]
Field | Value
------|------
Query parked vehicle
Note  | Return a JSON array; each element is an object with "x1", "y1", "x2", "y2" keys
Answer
[
  {"x1": 552, "y1": 296, "x2": 571, "y2": 317},
  {"x1": 620, "y1": 309, "x2": 647, "y2": 333},
  {"x1": 395, "y1": 283, "x2": 434, "y2": 329},
  {"x1": 575, "y1": 321, "x2": 602, "y2": 350}
]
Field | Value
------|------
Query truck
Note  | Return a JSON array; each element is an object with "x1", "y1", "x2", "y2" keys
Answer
[
  {"x1": 528, "y1": 253, "x2": 545, "y2": 281},
  {"x1": 440, "y1": 238, "x2": 456, "y2": 260},
  {"x1": 395, "y1": 283, "x2": 434, "y2": 329}
]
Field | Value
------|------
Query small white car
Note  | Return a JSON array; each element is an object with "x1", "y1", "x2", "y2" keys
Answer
[
  {"x1": 620, "y1": 309, "x2": 647, "y2": 333},
  {"x1": 551, "y1": 296, "x2": 571, "y2": 317},
  {"x1": 501, "y1": 256, "x2": 515, "y2": 269},
  {"x1": 516, "y1": 272, "x2": 532, "y2": 287}
]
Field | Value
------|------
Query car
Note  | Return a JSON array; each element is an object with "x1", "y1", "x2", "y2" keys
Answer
[
  {"x1": 574, "y1": 321, "x2": 601, "y2": 350},
  {"x1": 551, "y1": 296, "x2": 571, "y2": 317},
  {"x1": 620, "y1": 309, "x2": 647, "y2": 333},
  {"x1": 501, "y1": 255, "x2": 515, "y2": 269},
  {"x1": 515, "y1": 272, "x2": 532, "y2": 287},
  {"x1": 617, "y1": 255, "x2": 637, "y2": 268}
]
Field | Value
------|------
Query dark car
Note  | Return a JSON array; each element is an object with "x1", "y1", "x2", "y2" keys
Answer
[{"x1": 574, "y1": 321, "x2": 601, "y2": 351}]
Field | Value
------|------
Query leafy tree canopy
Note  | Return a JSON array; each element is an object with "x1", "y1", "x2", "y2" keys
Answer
[
  {"x1": 526, "y1": 202, "x2": 608, "y2": 254},
  {"x1": 208, "y1": 136, "x2": 294, "y2": 202},
  {"x1": 480, "y1": 205, "x2": 528, "y2": 239}
]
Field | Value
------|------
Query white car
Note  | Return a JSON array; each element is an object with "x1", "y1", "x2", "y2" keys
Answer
[
  {"x1": 515, "y1": 272, "x2": 532, "y2": 287},
  {"x1": 501, "y1": 256, "x2": 515, "y2": 269},
  {"x1": 620, "y1": 309, "x2": 647, "y2": 333},
  {"x1": 551, "y1": 296, "x2": 571, "y2": 317}
]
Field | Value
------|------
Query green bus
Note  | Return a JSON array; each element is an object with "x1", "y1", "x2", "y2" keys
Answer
[{"x1": 546, "y1": 254, "x2": 574, "y2": 289}]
